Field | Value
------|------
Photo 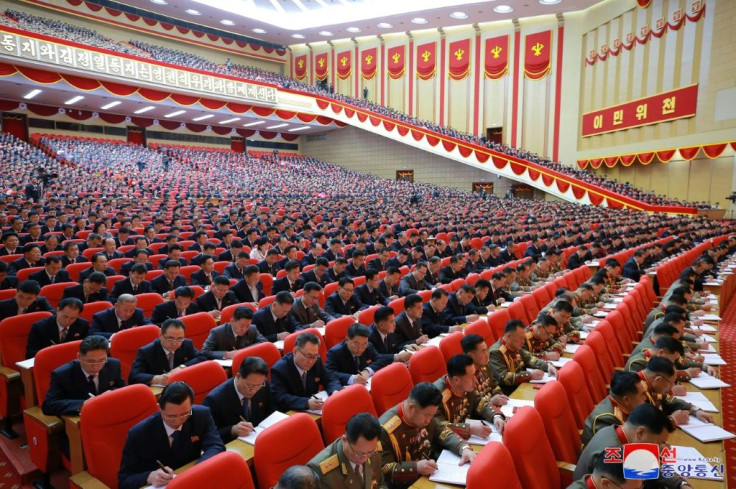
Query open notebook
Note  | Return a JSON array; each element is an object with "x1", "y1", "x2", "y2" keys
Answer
[
  {"x1": 428, "y1": 450, "x2": 470, "y2": 486},
  {"x1": 237, "y1": 410, "x2": 290, "y2": 445}
]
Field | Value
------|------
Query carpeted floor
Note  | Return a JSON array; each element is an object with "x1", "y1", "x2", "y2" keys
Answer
[
  {"x1": 0, "y1": 418, "x2": 68, "y2": 489},
  {"x1": 717, "y1": 296, "x2": 736, "y2": 488}
]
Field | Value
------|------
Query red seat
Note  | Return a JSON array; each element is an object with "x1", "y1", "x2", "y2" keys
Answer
[
  {"x1": 259, "y1": 273, "x2": 273, "y2": 296},
  {"x1": 145, "y1": 269, "x2": 165, "y2": 281},
  {"x1": 572, "y1": 344, "x2": 607, "y2": 402},
  {"x1": 464, "y1": 318, "x2": 495, "y2": 346},
  {"x1": 106, "y1": 274, "x2": 126, "y2": 290},
  {"x1": 254, "y1": 413, "x2": 324, "y2": 489},
  {"x1": 557, "y1": 360, "x2": 595, "y2": 430},
  {"x1": 77, "y1": 384, "x2": 158, "y2": 488},
  {"x1": 449, "y1": 278, "x2": 465, "y2": 292},
  {"x1": 135, "y1": 292, "x2": 164, "y2": 318},
  {"x1": 584, "y1": 330, "x2": 615, "y2": 381},
  {"x1": 179, "y1": 265, "x2": 200, "y2": 283},
  {"x1": 504, "y1": 407, "x2": 564, "y2": 489},
  {"x1": 0, "y1": 289, "x2": 15, "y2": 301},
  {"x1": 417, "y1": 290, "x2": 432, "y2": 302},
  {"x1": 258, "y1": 295, "x2": 277, "y2": 309},
  {"x1": 82, "y1": 247, "x2": 104, "y2": 260},
  {"x1": 593, "y1": 320, "x2": 625, "y2": 368},
  {"x1": 387, "y1": 297, "x2": 405, "y2": 316},
  {"x1": 180, "y1": 251, "x2": 199, "y2": 264},
  {"x1": 408, "y1": 346, "x2": 447, "y2": 384},
  {"x1": 370, "y1": 363, "x2": 413, "y2": 415},
  {"x1": 167, "y1": 360, "x2": 227, "y2": 404},
  {"x1": 147, "y1": 255, "x2": 168, "y2": 269},
  {"x1": 467, "y1": 442, "x2": 523, "y2": 489},
  {"x1": 16, "y1": 266, "x2": 44, "y2": 284},
  {"x1": 520, "y1": 294, "x2": 540, "y2": 322},
  {"x1": 357, "y1": 305, "x2": 380, "y2": 326},
  {"x1": 439, "y1": 331, "x2": 464, "y2": 363},
  {"x1": 180, "y1": 312, "x2": 217, "y2": 350},
  {"x1": 321, "y1": 385, "x2": 377, "y2": 444},
  {"x1": 167, "y1": 451, "x2": 255, "y2": 489},
  {"x1": 110, "y1": 325, "x2": 161, "y2": 381},
  {"x1": 108, "y1": 258, "x2": 132, "y2": 274},
  {"x1": 220, "y1": 302, "x2": 256, "y2": 323},
  {"x1": 532, "y1": 288, "x2": 551, "y2": 310},
  {"x1": 507, "y1": 301, "x2": 529, "y2": 324},
  {"x1": 78, "y1": 300, "x2": 113, "y2": 324},
  {"x1": 534, "y1": 381, "x2": 582, "y2": 468},
  {"x1": 282, "y1": 328, "x2": 327, "y2": 360},
  {"x1": 487, "y1": 309, "x2": 511, "y2": 339},
  {"x1": 324, "y1": 316, "x2": 355, "y2": 349},
  {"x1": 39, "y1": 282, "x2": 77, "y2": 308},
  {"x1": 231, "y1": 342, "x2": 282, "y2": 379}
]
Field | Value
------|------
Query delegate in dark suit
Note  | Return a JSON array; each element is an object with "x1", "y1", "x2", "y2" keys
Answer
[
  {"x1": 26, "y1": 315, "x2": 89, "y2": 358},
  {"x1": 128, "y1": 338, "x2": 202, "y2": 385},
  {"x1": 394, "y1": 311, "x2": 423, "y2": 347},
  {"x1": 230, "y1": 279, "x2": 264, "y2": 303},
  {"x1": 325, "y1": 341, "x2": 391, "y2": 386},
  {"x1": 195, "y1": 290, "x2": 239, "y2": 312},
  {"x1": 119, "y1": 261, "x2": 152, "y2": 276},
  {"x1": 117, "y1": 405, "x2": 224, "y2": 489},
  {"x1": 368, "y1": 324, "x2": 402, "y2": 354},
  {"x1": 0, "y1": 296, "x2": 53, "y2": 321},
  {"x1": 190, "y1": 270, "x2": 220, "y2": 287},
  {"x1": 202, "y1": 378, "x2": 274, "y2": 442},
  {"x1": 89, "y1": 307, "x2": 147, "y2": 338},
  {"x1": 324, "y1": 292, "x2": 365, "y2": 317},
  {"x1": 251, "y1": 306, "x2": 299, "y2": 342},
  {"x1": 355, "y1": 283, "x2": 388, "y2": 307},
  {"x1": 149, "y1": 301, "x2": 199, "y2": 325},
  {"x1": 223, "y1": 263, "x2": 246, "y2": 280},
  {"x1": 301, "y1": 270, "x2": 331, "y2": 287},
  {"x1": 290, "y1": 297, "x2": 334, "y2": 329},
  {"x1": 443, "y1": 293, "x2": 472, "y2": 325},
  {"x1": 61, "y1": 284, "x2": 108, "y2": 304},
  {"x1": 78, "y1": 266, "x2": 115, "y2": 283},
  {"x1": 270, "y1": 353, "x2": 341, "y2": 411},
  {"x1": 150, "y1": 275, "x2": 187, "y2": 296},
  {"x1": 108, "y1": 278, "x2": 153, "y2": 303},
  {"x1": 398, "y1": 274, "x2": 428, "y2": 296},
  {"x1": 42, "y1": 358, "x2": 125, "y2": 415},
  {"x1": 27, "y1": 269, "x2": 71, "y2": 287},
  {"x1": 200, "y1": 323, "x2": 266, "y2": 359},
  {"x1": 421, "y1": 302, "x2": 452, "y2": 338},
  {"x1": 622, "y1": 257, "x2": 644, "y2": 281},
  {"x1": 272, "y1": 276, "x2": 305, "y2": 295},
  {"x1": 0, "y1": 275, "x2": 17, "y2": 290}
]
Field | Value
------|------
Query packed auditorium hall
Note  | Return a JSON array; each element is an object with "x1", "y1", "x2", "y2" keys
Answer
[{"x1": 0, "y1": 0, "x2": 734, "y2": 488}]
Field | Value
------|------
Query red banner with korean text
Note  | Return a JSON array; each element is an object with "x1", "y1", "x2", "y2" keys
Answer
[
  {"x1": 416, "y1": 42, "x2": 437, "y2": 80},
  {"x1": 314, "y1": 53, "x2": 328, "y2": 81},
  {"x1": 524, "y1": 30, "x2": 552, "y2": 80},
  {"x1": 448, "y1": 39, "x2": 471, "y2": 80},
  {"x1": 387, "y1": 45, "x2": 405, "y2": 79},
  {"x1": 361, "y1": 47, "x2": 378, "y2": 80},
  {"x1": 484, "y1": 35, "x2": 509, "y2": 79},
  {"x1": 336, "y1": 51, "x2": 352, "y2": 80},
  {"x1": 294, "y1": 54, "x2": 307, "y2": 80},
  {"x1": 581, "y1": 84, "x2": 698, "y2": 137}
]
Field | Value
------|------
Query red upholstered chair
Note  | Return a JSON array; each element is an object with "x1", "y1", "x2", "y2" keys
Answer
[
  {"x1": 0, "y1": 311, "x2": 52, "y2": 436},
  {"x1": 145, "y1": 269, "x2": 165, "y2": 281},
  {"x1": 0, "y1": 289, "x2": 15, "y2": 301},
  {"x1": 106, "y1": 275, "x2": 126, "y2": 290},
  {"x1": 66, "y1": 263, "x2": 92, "y2": 282},
  {"x1": 520, "y1": 294, "x2": 540, "y2": 322},
  {"x1": 254, "y1": 413, "x2": 324, "y2": 489},
  {"x1": 584, "y1": 331, "x2": 615, "y2": 382},
  {"x1": 282, "y1": 328, "x2": 327, "y2": 360},
  {"x1": 417, "y1": 290, "x2": 433, "y2": 302},
  {"x1": 371, "y1": 363, "x2": 413, "y2": 416},
  {"x1": 408, "y1": 346, "x2": 447, "y2": 384},
  {"x1": 259, "y1": 273, "x2": 273, "y2": 296},
  {"x1": 449, "y1": 278, "x2": 465, "y2": 292},
  {"x1": 135, "y1": 293, "x2": 165, "y2": 318},
  {"x1": 39, "y1": 282, "x2": 77, "y2": 308},
  {"x1": 467, "y1": 442, "x2": 523, "y2": 489},
  {"x1": 108, "y1": 258, "x2": 132, "y2": 274},
  {"x1": 507, "y1": 300, "x2": 529, "y2": 324},
  {"x1": 167, "y1": 451, "x2": 255, "y2": 489},
  {"x1": 534, "y1": 381, "x2": 583, "y2": 473},
  {"x1": 487, "y1": 309, "x2": 512, "y2": 339},
  {"x1": 16, "y1": 266, "x2": 44, "y2": 284},
  {"x1": 180, "y1": 312, "x2": 217, "y2": 350},
  {"x1": 179, "y1": 265, "x2": 200, "y2": 283},
  {"x1": 464, "y1": 318, "x2": 495, "y2": 346},
  {"x1": 231, "y1": 342, "x2": 282, "y2": 379},
  {"x1": 324, "y1": 316, "x2": 355, "y2": 349},
  {"x1": 573, "y1": 345, "x2": 608, "y2": 403},
  {"x1": 439, "y1": 331, "x2": 464, "y2": 363},
  {"x1": 504, "y1": 406, "x2": 568, "y2": 489},
  {"x1": 358, "y1": 305, "x2": 380, "y2": 326},
  {"x1": 387, "y1": 297, "x2": 405, "y2": 316},
  {"x1": 557, "y1": 360, "x2": 595, "y2": 430},
  {"x1": 258, "y1": 295, "x2": 277, "y2": 309},
  {"x1": 219, "y1": 303, "x2": 256, "y2": 324},
  {"x1": 593, "y1": 320, "x2": 626, "y2": 368},
  {"x1": 78, "y1": 301, "x2": 113, "y2": 324},
  {"x1": 533, "y1": 288, "x2": 551, "y2": 310},
  {"x1": 23, "y1": 341, "x2": 82, "y2": 482},
  {"x1": 82, "y1": 247, "x2": 104, "y2": 260},
  {"x1": 110, "y1": 325, "x2": 161, "y2": 381},
  {"x1": 147, "y1": 254, "x2": 168, "y2": 269},
  {"x1": 321, "y1": 385, "x2": 377, "y2": 444},
  {"x1": 168, "y1": 360, "x2": 227, "y2": 404},
  {"x1": 73, "y1": 384, "x2": 158, "y2": 488}
]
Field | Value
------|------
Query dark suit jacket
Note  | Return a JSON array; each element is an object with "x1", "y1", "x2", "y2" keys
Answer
[
  {"x1": 42, "y1": 358, "x2": 125, "y2": 415},
  {"x1": 124, "y1": 247, "x2": 153, "y2": 258},
  {"x1": 0, "y1": 276, "x2": 17, "y2": 290},
  {"x1": 324, "y1": 292, "x2": 365, "y2": 318},
  {"x1": 271, "y1": 276, "x2": 304, "y2": 295},
  {"x1": 439, "y1": 266, "x2": 465, "y2": 284},
  {"x1": 149, "y1": 301, "x2": 199, "y2": 325},
  {"x1": 492, "y1": 286, "x2": 513, "y2": 304},
  {"x1": 118, "y1": 405, "x2": 224, "y2": 489},
  {"x1": 9, "y1": 257, "x2": 45, "y2": 276},
  {"x1": 200, "y1": 323, "x2": 266, "y2": 359},
  {"x1": 190, "y1": 270, "x2": 220, "y2": 287},
  {"x1": 368, "y1": 325, "x2": 402, "y2": 355},
  {"x1": 195, "y1": 290, "x2": 238, "y2": 312},
  {"x1": 89, "y1": 307, "x2": 147, "y2": 338},
  {"x1": 217, "y1": 250, "x2": 238, "y2": 263},
  {"x1": 345, "y1": 263, "x2": 366, "y2": 278},
  {"x1": 108, "y1": 278, "x2": 153, "y2": 303},
  {"x1": 119, "y1": 261, "x2": 152, "y2": 277},
  {"x1": 157, "y1": 257, "x2": 187, "y2": 269},
  {"x1": 622, "y1": 258, "x2": 644, "y2": 281},
  {"x1": 355, "y1": 283, "x2": 388, "y2": 307},
  {"x1": 61, "y1": 284, "x2": 108, "y2": 304},
  {"x1": 230, "y1": 280, "x2": 264, "y2": 303},
  {"x1": 398, "y1": 274, "x2": 428, "y2": 296},
  {"x1": 378, "y1": 279, "x2": 399, "y2": 299},
  {"x1": 223, "y1": 263, "x2": 246, "y2": 280},
  {"x1": 567, "y1": 253, "x2": 587, "y2": 270},
  {"x1": 26, "y1": 315, "x2": 89, "y2": 358},
  {"x1": 270, "y1": 353, "x2": 341, "y2": 411},
  {"x1": 257, "y1": 260, "x2": 280, "y2": 276},
  {"x1": 394, "y1": 311, "x2": 423, "y2": 347},
  {"x1": 27, "y1": 269, "x2": 71, "y2": 287},
  {"x1": 0, "y1": 296, "x2": 53, "y2": 321},
  {"x1": 251, "y1": 306, "x2": 299, "y2": 342},
  {"x1": 128, "y1": 338, "x2": 202, "y2": 385},
  {"x1": 367, "y1": 258, "x2": 387, "y2": 272},
  {"x1": 444, "y1": 293, "x2": 471, "y2": 325},
  {"x1": 202, "y1": 378, "x2": 274, "y2": 442},
  {"x1": 290, "y1": 298, "x2": 334, "y2": 329},
  {"x1": 325, "y1": 341, "x2": 391, "y2": 386},
  {"x1": 421, "y1": 302, "x2": 451, "y2": 338},
  {"x1": 300, "y1": 270, "x2": 331, "y2": 287},
  {"x1": 150, "y1": 275, "x2": 187, "y2": 295},
  {"x1": 78, "y1": 266, "x2": 115, "y2": 283}
]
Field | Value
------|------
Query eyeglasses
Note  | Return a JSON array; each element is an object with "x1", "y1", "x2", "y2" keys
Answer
[
  {"x1": 347, "y1": 441, "x2": 378, "y2": 459},
  {"x1": 241, "y1": 379, "x2": 266, "y2": 390},
  {"x1": 162, "y1": 336, "x2": 186, "y2": 343},
  {"x1": 296, "y1": 348, "x2": 320, "y2": 361},
  {"x1": 349, "y1": 340, "x2": 369, "y2": 350},
  {"x1": 80, "y1": 358, "x2": 108, "y2": 365},
  {"x1": 162, "y1": 411, "x2": 193, "y2": 421}
]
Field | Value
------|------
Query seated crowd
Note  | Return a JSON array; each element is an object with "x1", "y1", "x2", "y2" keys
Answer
[{"x1": 0, "y1": 8, "x2": 712, "y2": 209}]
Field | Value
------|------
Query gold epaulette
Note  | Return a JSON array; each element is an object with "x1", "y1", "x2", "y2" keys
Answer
[
  {"x1": 383, "y1": 415, "x2": 401, "y2": 434},
  {"x1": 319, "y1": 454, "x2": 339, "y2": 475},
  {"x1": 442, "y1": 389, "x2": 452, "y2": 403}
]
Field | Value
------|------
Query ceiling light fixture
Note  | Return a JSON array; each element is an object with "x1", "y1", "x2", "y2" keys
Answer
[
  {"x1": 540, "y1": 0, "x2": 561, "y2": 4},
  {"x1": 493, "y1": 5, "x2": 514, "y2": 13},
  {"x1": 65, "y1": 95, "x2": 84, "y2": 105},
  {"x1": 23, "y1": 89, "x2": 42, "y2": 99},
  {"x1": 165, "y1": 110, "x2": 186, "y2": 118},
  {"x1": 134, "y1": 106, "x2": 155, "y2": 114},
  {"x1": 450, "y1": 11, "x2": 468, "y2": 19},
  {"x1": 291, "y1": 33, "x2": 305, "y2": 39},
  {"x1": 150, "y1": 0, "x2": 167, "y2": 4},
  {"x1": 288, "y1": 126, "x2": 311, "y2": 132},
  {"x1": 220, "y1": 19, "x2": 235, "y2": 25},
  {"x1": 377, "y1": 22, "x2": 393, "y2": 28},
  {"x1": 411, "y1": 17, "x2": 428, "y2": 24},
  {"x1": 253, "y1": 28, "x2": 266, "y2": 34},
  {"x1": 185, "y1": 9, "x2": 201, "y2": 15},
  {"x1": 193, "y1": 114, "x2": 214, "y2": 121},
  {"x1": 319, "y1": 31, "x2": 333, "y2": 36},
  {"x1": 346, "y1": 27, "x2": 361, "y2": 33},
  {"x1": 220, "y1": 117, "x2": 241, "y2": 124},
  {"x1": 243, "y1": 121, "x2": 265, "y2": 127},
  {"x1": 101, "y1": 101, "x2": 121, "y2": 109},
  {"x1": 266, "y1": 123, "x2": 288, "y2": 129}
]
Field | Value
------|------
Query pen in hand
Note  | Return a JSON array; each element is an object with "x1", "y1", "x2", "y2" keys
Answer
[{"x1": 156, "y1": 460, "x2": 173, "y2": 476}]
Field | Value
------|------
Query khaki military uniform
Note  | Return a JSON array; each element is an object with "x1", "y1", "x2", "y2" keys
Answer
[
  {"x1": 522, "y1": 330, "x2": 562, "y2": 360},
  {"x1": 637, "y1": 371, "x2": 693, "y2": 416},
  {"x1": 489, "y1": 337, "x2": 549, "y2": 395},
  {"x1": 307, "y1": 437, "x2": 388, "y2": 489},
  {"x1": 379, "y1": 404, "x2": 470, "y2": 487},
  {"x1": 432, "y1": 376, "x2": 503, "y2": 439},
  {"x1": 473, "y1": 363, "x2": 503, "y2": 401},
  {"x1": 581, "y1": 396, "x2": 629, "y2": 446}
]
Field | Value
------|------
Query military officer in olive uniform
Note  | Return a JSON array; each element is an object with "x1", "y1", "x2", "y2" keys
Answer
[
  {"x1": 489, "y1": 319, "x2": 556, "y2": 395},
  {"x1": 522, "y1": 315, "x2": 563, "y2": 361},
  {"x1": 581, "y1": 371, "x2": 647, "y2": 446},
  {"x1": 379, "y1": 382, "x2": 476, "y2": 488},
  {"x1": 461, "y1": 334, "x2": 508, "y2": 406},
  {"x1": 308, "y1": 413, "x2": 388, "y2": 489}
]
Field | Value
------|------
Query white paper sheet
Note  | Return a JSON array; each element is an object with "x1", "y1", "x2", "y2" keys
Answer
[
  {"x1": 689, "y1": 372, "x2": 730, "y2": 389},
  {"x1": 674, "y1": 392, "x2": 718, "y2": 413},
  {"x1": 428, "y1": 450, "x2": 470, "y2": 486},
  {"x1": 305, "y1": 390, "x2": 329, "y2": 415},
  {"x1": 550, "y1": 357, "x2": 573, "y2": 368},
  {"x1": 273, "y1": 340, "x2": 284, "y2": 350},
  {"x1": 500, "y1": 399, "x2": 535, "y2": 418},
  {"x1": 564, "y1": 344, "x2": 582, "y2": 354},
  {"x1": 466, "y1": 419, "x2": 502, "y2": 446},
  {"x1": 238, "y1": 410, "x2": 290, "y2": 445},
  {"x1": 680, "y1": 424, "x2": 736, "y2": 443},
  {"x1": 530, "y1": 371, "x2": 557, "y2": 384},
  {"x1": 214, "y1": 358, "x2": 232, "y2": 368},
  {"x1": 700, "y1": 354, "x2": 727, "y2": 366},
  {"x1": 700, "y1": 314, "x2": 722, "y2": 321}
]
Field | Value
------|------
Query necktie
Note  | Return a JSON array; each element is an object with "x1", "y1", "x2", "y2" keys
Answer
[
  {"x1": 60, "y1": 327, "x2": 68, "y2": 342},
  {"x1": 216, "y1": 298, "x2": 222, "y2": 311},
  {"x1": 301, "y1": 371, "x2": 308, "y2": 391},
  {"x1": 167, "y1": 351, "x2": 174, "y2": 370},
  {"x1": 87, "y1": 374, "x2": 97, "y2": 395},
  {"x1": 356, "y1": 464, "x2": 364, "y2": 485},
  {"x1": 169, "y1": 430, "x2": 181, "y2": 448},
  {"x1": 384, "y1": 336, "x2": 389, "y2": 352},
  {"x1": 133, "y1": 284, "x2": 137, "y2": 293},
  {"x1": 50, "y1": 275, "x2": 55, "y2": 284},
  {"x1": 354, "y1": 356, "x2": 361, "y2": 372},
  {"x1": 169, "y1": 280, "x2": 174, "y2": 291},
  {"x1": 242, "y1": 398, "x2": 250, "y2": 421},
  {"x1": 18, "y1": 307, "x2": 26, "y2": 315}
]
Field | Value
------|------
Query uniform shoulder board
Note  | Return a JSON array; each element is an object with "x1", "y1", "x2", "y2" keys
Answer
[
  {"x1": 498, "y1": 344, "x2": 507, "y2": 354},
  {"x1": 319, "y1": 454, "x2": 340, "y2": 475},
  {"x1": 383, "y1": 415, "x2": 401, "y2": 434},
  {"x1": 376, "y1": 441, "x2": 382, "y2": 451},
  {"x1": 442, "y1": 389, "x2": 452, "y2": 403}
]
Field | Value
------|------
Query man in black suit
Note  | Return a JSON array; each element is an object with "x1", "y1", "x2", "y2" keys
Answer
[
  {"x1": 113, "y1": 227, "x2": 135, "y2": 248},
  {"x1": 9, "y1": 243, "x2": 45, "y2": 276},
  {"x1": 290, "y1": 282, "x2": 334, "y2": 330},
  {"x1": 270, "y1": 332, "x2": 341, "y2": 412},
  {"x1": 271, "y1": 260, "x2": 304, "y2": 295},
  {"x1": 0, "y1": 280, "x2": 53, "y2": 321},
  {"x1": 150, "y1": 286, "x2": 199, "y2": 325},
  {"x1": 300, "y1": 257, "x2": 331, "y2": 287},
  {"x1": 223, "y1": 252, "x2": 250, "y2": 280},
  {"x1": 385, "y1": 248, "x2": 409, "y2": 271},
  {"x1": 0, "y1": 233, "x2": 20, "y2": 256},
  {"x1": 128, "y1": 318, "x2": 203, "y2": 385},
  {"x1": 354, "y1": 269, "x2": 388, "y2": 307},
  {"x1": 325, "y1": 257, "x2": 349, "y2": 283},
  {"x1": 157, "y1": 244, "x2": 187, "y2": 268},
  {"x1": 378, "y1": 266, "x2": 401, "y2": 301},
  {"x1": 368, "y1": 305, "x2": 416, "y2": 360},
  {"x1": 100, "y1": 238, "x2": 124, "y2": 261},
  {"x1": 325, "y1": 324, "x2": 392, "y2": 387},
  {"x1": 230, "y1": 265, "x2": 264, "y2": 305},
  {"x1": 394, "y1": 294, "x2": 429, "y2": 348},
  {"x1": 323, "y1": 239, "x2": 344, "y2": 262},
  {"x1": 28, "y1": 256, "x2": 71, "y2": 287},
  {"x1": 398, "y1": 262, "x2": 430, "y2": 296},
  {"x1": 124, "y1": 237, "x2": 153, "y2": 258},
  {"x1": 89, "y1": 294, "x2": 147, "y2": 338},
  {"x1": 61, "y1": 272, "x2": 108, "y2": 304},
  {"x1": 257, "y1": 249, "x2": 281, "y2": 276},
  {"x1": 300, "y1": 243, "x2": 323, "y2": 268},
  {"x1": 324, "y1": 277, "x2": 365, "y2": 318},
  {"x1": 444, "y1": 285, "x2": 481, "y2": 325},
  {"x1": 150, "y1": 261, "x2": 187, "y2": 298},
  {"x1": 42, "y1": 335, "x2": 125, "y2": 415},
  {"x1": 26, "y1": 297, "x2": 89, "y2": 358},
  {"x1": 202, "y1": 356, "x2": 274, "y2": 442},
  {"x1": 201, "y1": 306, "x2": 266, "y2": 360},
  {"x1": 190, "y1": 255, "x2": 219, "y2": 287},
  {"x1": 118, "y1": 381, "x2": 224, "y2": 489},
  {"x1": 78, "y1": 254, "x2": 115, "y2": 283},
  {"x1": 119, "y1": 250, "x2": 152, "y2": 276},
  {"x1": 490, "y1": 272, "x2": 513, "y2": 304},
  {"x1": 60, "y1": 241, "x2": 89, "y2": 268},
  {"x1": 0, "y1": 262, "x2": 18, "y2": 290},
  {"x1": 345, "y1": 250, "x2": 367, "y2": 278},
  {"x1": 252, "y1": 291, "x2": 299, "y2": 342},
  {"x1": 367, "y1": 247, "x2": 391, "y2": 272},
  {"x1": 439, "y1": 255, "x2": 467, "y2": 284},
  {"x1": 567, "y1": 246, "x2": 589, "y2": 270},
  {"x1": 108, "y1": 264, "x2": 152, "y2": 303},
  {"x1": 421, "y1": 288, "x2": 462, "y2": 338},
  {"x1": 217, "y1": 240, "x2": 244, "y2": 264},
  {"x1": 196, "y1": 276, "x2": 239, "y2": 321},
  {"x1": 622, "y1": 250, "x2": 646, "y2": 282}
]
